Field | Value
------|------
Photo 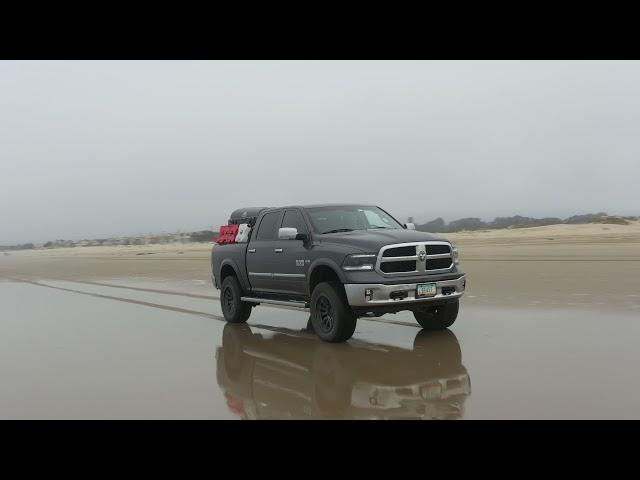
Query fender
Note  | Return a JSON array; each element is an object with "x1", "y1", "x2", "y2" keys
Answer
[
  {"x1": 307, "y1": 258, "x2": 347, "y2": 291},
  {"x1": 220, "y1": 258, "x2": 251, "y2": 292}
]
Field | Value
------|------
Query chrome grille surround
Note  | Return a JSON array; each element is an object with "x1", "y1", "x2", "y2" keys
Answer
[{"x1": 375, "y1": 241, "x2": 453, "y2": 276}]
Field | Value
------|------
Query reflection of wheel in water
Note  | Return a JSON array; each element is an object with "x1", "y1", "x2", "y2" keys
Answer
[
  {"x1": 312, "y1": 344, "x2": 351, "y2": 418},
  {"x1": 412, "y1": 328, "x2": 462, "y2": 365},
  {"x1": 222, "y1": 323, "x2": 252, "y2": 380}
]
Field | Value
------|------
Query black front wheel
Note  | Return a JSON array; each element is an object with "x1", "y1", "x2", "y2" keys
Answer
[
  {"x1": 413, "y1": 299, "x2": 459, "y2": 330},
  {"x1": 220, "y1": 276, "x2": 252, "y2": 323},
  {"x1": 310, "y1": 282, "x2": 357, "y2": 343}
]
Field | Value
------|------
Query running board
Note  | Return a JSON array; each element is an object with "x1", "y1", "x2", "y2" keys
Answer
[{"x1": 241, "y1": 297, "x2": 309, "y2": 309}]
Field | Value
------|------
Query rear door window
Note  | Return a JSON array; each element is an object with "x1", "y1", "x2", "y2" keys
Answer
[{"x1": 255, "y1": 211, "x2": 282, "y2": 241}]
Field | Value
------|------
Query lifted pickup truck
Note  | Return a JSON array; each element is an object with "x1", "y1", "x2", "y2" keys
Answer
[{"x1": 211, "y1": 204, "x2": 466, "y2": 342}]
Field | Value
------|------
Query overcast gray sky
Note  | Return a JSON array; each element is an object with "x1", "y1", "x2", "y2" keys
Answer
[{"x1": 1, "y1": 60, "x2": 639, "y2": 244}]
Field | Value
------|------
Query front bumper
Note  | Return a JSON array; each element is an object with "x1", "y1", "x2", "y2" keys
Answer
[{"x1": 344, "y1": 275, "x2": 466, "y2": 307}]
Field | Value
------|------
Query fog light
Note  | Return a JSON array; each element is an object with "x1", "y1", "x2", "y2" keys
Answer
[{"x1": 364, "y1": 289, "x2": 373, "y2": 301}]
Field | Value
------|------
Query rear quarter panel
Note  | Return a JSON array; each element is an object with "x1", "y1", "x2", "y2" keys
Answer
[{"x1": 211, "y1": 243, "x2": 251, "y2": 291}]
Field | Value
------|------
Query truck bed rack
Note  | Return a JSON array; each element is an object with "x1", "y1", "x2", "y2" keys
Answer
[{"x1": 228, "y1": 207, "x2": 270, "y2": 226}]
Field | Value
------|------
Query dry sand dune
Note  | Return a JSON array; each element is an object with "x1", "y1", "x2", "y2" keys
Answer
[{"x1": 447, "y1": 220, "x2": 640, "y2": 246}]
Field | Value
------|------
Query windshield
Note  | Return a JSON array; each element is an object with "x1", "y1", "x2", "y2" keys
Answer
[{"x1": 306, "y1": 206, "x2": 404, "y2": 234}]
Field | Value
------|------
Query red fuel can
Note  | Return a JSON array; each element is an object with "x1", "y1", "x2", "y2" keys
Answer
[{"x1": 217, "y1": 224, "x2": 240, "y2": 244}]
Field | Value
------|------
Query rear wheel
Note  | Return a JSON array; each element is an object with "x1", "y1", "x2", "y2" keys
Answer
[
  {"x1": 413, "y1": 299, "x2": 459, "y2": 330},
  {"x1": 220, "y1": 275, "x2": 252, "y2": 323},
  {"x1": 311, "y1": 282, "x2": 357, "y2": 343}
]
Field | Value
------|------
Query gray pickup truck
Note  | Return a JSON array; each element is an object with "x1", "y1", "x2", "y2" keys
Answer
[{"x1": 211, "y1": 204, "x2": 466, "y2": 342}]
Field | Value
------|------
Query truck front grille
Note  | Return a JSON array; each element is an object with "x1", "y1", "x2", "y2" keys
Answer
[
  {"x1": 376, "y1": 242, "x2": 453, "y2": 276},
  {"x1": 380, "y1": 260, "x2": 416, "y2": 273},
  {"x1": 382, "y1": 246, "x2": 416, "y2": 257},
  {"x1": 425, "y1": 244, "x2": 450, "y2": 255},
  {"x1": 427, "y1": 258, "x2": 453, "y2": 270}
]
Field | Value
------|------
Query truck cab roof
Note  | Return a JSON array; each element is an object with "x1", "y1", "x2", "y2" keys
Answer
[{"x1": 262, "y1": 203, "x2": 377, "y2": 211}]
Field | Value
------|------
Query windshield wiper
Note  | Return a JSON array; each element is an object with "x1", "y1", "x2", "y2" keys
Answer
[
  {"x1": 368, "y1": 226, "x2": 393, "y2": 230},
  {"x1": 321, "y1": 228, "x2": 354, "y2": 234}
]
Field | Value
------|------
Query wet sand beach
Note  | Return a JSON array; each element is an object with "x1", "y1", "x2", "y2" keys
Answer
[{"x1": 1, "y1": 222, "x2": 640, "y2": 419}]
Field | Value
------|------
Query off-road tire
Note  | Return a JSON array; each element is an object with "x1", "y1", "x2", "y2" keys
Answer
[
  {"x1": 413, "y1": 299, "x2": 459, "y2": 330},
  {"x1": 220, "y1": 275, "x2": 252, "y2": 323},
  {"x1": 310, "y1": 282, "x2": 357, "y2": 343}
]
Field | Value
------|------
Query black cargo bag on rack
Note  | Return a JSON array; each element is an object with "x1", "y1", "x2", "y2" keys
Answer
[{"x1": 228, "y1": 207, "x2": 270, "y2": 227}]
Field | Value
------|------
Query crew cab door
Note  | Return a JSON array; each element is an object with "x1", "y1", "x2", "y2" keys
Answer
[
  {"x1": 271, "y1": 209, "x2": 311, "y2": 296},
  {"x1": 246, "y1": 210, "x2": 283, "y2": 293}
]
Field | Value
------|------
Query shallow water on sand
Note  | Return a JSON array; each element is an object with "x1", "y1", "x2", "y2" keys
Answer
[{"x1": 1, "y1": 275, "x2": 639, "y2": 419}]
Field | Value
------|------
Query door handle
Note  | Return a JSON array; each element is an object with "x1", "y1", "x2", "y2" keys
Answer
[
  {"x1": 248, "y1": 248, "x2": 256, "y2": 253},
  {"x1": 274, "y1": 248, "x2": 283, "y2": 253}
]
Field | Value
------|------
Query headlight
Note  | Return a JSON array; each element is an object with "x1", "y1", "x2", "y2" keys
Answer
[
  {"x1": 342, "y1": 253, "x2": 377, "y2": 271},
  {"x1": 452, "y1": 247, "x2": 459, "y2": 265}
]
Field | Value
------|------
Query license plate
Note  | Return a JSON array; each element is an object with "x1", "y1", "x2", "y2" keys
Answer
[{"x1": 416, "y1": 283, "x2": 437, "y2": 298}]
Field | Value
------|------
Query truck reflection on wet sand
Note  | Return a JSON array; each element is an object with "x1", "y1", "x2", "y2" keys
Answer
[{"x1": 216, "y1": 324, "x2": 471, "y2": 419}]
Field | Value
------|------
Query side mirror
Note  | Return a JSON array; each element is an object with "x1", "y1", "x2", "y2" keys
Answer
[
  {"x1": 278, "y1": 227, "x2": 299, "y2": 240},
  {"x1": 405, "y1": 222, "x2": 416, "y2": 230}
]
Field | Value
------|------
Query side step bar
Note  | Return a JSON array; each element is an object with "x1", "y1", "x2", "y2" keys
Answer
[{"x1": 241, "y1": 296, "x2": 309, "y2": 309}]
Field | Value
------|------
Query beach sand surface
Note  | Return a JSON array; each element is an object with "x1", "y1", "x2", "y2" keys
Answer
[{"x1": 1, "y1": 222, "x2": 639, "y2": 419}]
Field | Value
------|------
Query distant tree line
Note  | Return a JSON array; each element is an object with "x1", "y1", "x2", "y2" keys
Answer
[
  {"x1": 1, "y1": 230, "x2": 220, "y2": 251},
  {"x1": 414, "y1": 213, "x2": 638, "y2": 233},
  {"x1": 190, "y1": 230, "x2": 218, "y2": 242},
  {"x1": 0, "y1": 243, "x2": 35, "y2": 251}
]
